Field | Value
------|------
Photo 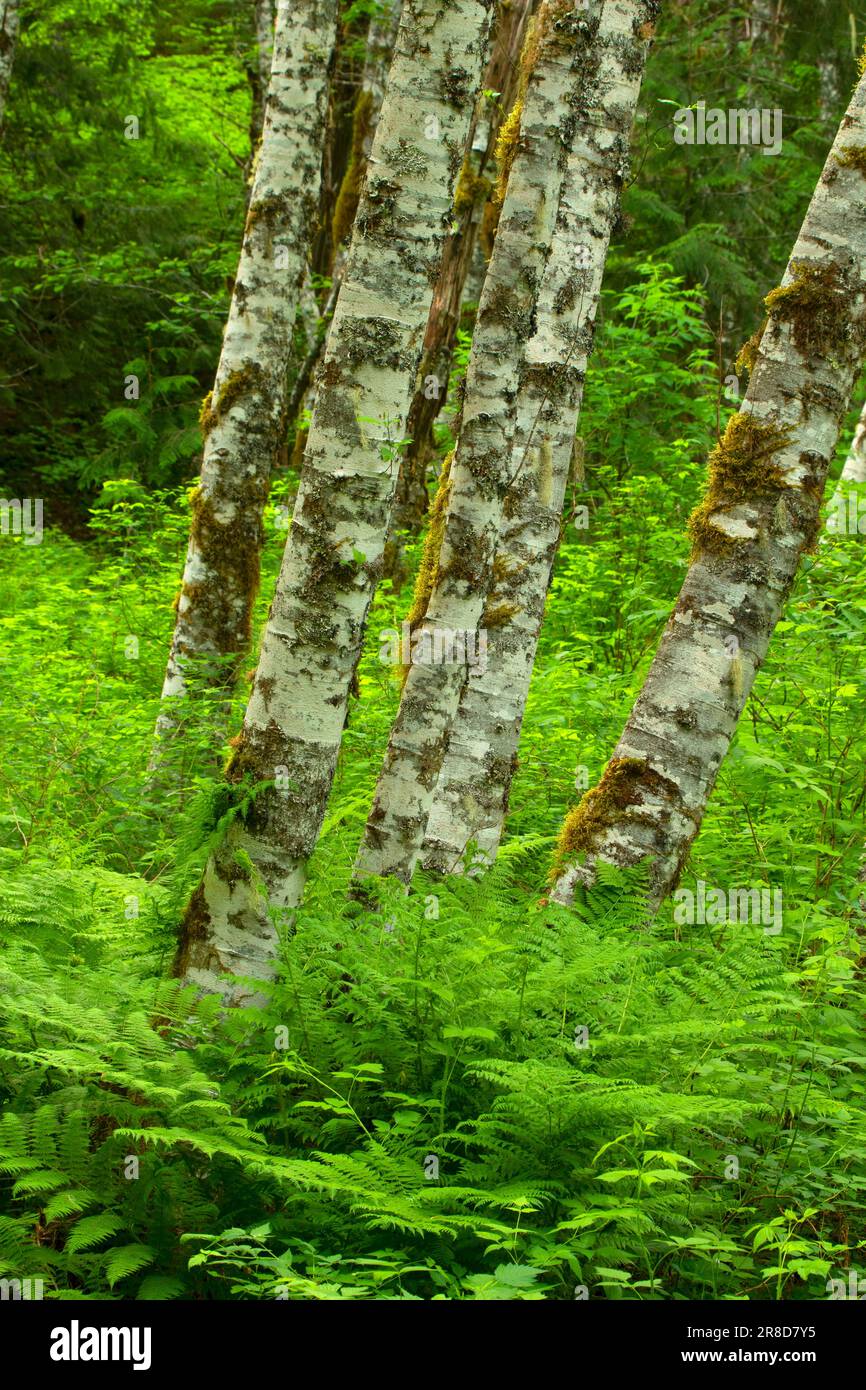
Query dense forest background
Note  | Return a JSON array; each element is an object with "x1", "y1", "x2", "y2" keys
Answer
[{"x1": 2, "y1": 0, "x2": 866, "y2": 1303}]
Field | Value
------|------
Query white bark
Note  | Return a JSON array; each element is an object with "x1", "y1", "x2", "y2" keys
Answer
[
  {"x1": 355, "y1": 0, "x2": 654, "y2": 885},
  {"x1": 176, "y1": 0, "x2": 494, "y2": 1002},
  {"x1": 552, "y1": 70, "x2": 866, "y2": 906},
  {"x1": 152, "y1": 0, "x2": 338, "y2": 765},
  {"x1": 423, "y1": 0, "x2": 650, "y2": 873},
  {"x1": 0, "y1": 0, "x2": 20, "y2": 130}
]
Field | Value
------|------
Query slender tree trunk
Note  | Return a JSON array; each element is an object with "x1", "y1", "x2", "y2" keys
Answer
[
  {"x1": 175, "y1": 0, "x2": 494, "y2": 1002},
  {"x1": 385, "y1": 0, "x2": 535, "y2": 578},
  {"x1": 0, "y1": 0, "x2": 20, "y2": 130},
  {"x1": 151, "y1": 0, "x2": 338, "y2": 772},
  {"x1": 291, "y1": 2, "x2": 403, "y2": 451},
  {"x1": 551, "y1": 69, "x2": 866, "y2": 907},
  {"x1": 423, "y1": 0, "x2": 651, "y2": 873},
  {"x1": 355, "y1": 0, "x2": 655, "y2": 886}
]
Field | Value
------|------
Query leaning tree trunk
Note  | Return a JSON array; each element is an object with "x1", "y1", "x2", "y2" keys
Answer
[
  {"x1": 354, "y1": 0, "x2": 649, "y2": 886},
  {"x1": 290, "y1": 2, "x2": 403, "y2": 454},
  {"x1": 423, "y1": 0, "x2": 652, "y2": 873},
  {"x1": 0, "y1": 0, "x2": 20, "y2": 130},
  {"x1": 384, "y1": 0, "x2": 535, "y2": 578},
  {"x1": 551, "y1": 68, "x2": 866, "y2": 907},
  {"x1": 151, "y1": 0, "x2": 338, "y2": 772},
  {"x1": 175, "y1": 0, "x2": 494, "y2": 1002}
]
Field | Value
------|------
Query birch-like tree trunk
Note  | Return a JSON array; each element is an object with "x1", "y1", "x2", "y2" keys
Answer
[
  {"x1": 551, "y1": 69, "x2": 866, "y2": 907},
  {"x1": 175, "y1": 0, "x2": 494, "y2": 1002},
  {"x1": 385, "y1": 0, "x2": 535, "y2": 576},
  {"x1": 355, "y1": 0, "x2": 655, "y2": 885},
  {"x1": 0, "y1": 0, "x2": 20, "y2": 130},
  {"x1": 151, "y1": 0, "x2": 338, "y2": 769},
  {"x1": 423, "y1": 0, "x2": 651, "y2": 873}
]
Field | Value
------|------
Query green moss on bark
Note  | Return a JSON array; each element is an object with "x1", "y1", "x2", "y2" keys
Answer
[
  {"x1": 763, "y1": 261, "x2": 849, "y2": 357},
  {"x1": 551, "y1": 756, "x2": 675, "y2": 881},
  {"x1": 200, "y1": 364, "x2": 265, "y2": 438},
  {"x1": 687, "y1": 412, "x2": 792, "y2": 560}
]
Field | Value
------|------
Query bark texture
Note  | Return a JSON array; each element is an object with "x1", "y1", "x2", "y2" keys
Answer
[
  {"x1": 153, "y1": 0, "x2": 338, "y2": 764},
  {"x1": 0, "y1": 0, "x2": 20, "y2": 130},
  {"x1": 423, "y1": 0, "x2": 651, "y2": 873},
  {"x1": 176, "y1": 0, "x2": 494, "y2": 1001},
  {"x1": 552, "y1": 71, "x2": 866, "y2": 906},
  {"x1": 355, "y1": 0, "x2": 650, "y2": 885},
  {"x1": 385, "y1": 0, "x2": 535, "y2": 575}
]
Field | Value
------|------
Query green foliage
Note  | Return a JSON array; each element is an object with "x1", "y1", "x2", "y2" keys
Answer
[{"x1": 2, "y1": 0, "x2": 866, "y2": 1306}]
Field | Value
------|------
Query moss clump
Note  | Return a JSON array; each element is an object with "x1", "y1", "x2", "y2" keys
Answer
[
  {"x1": 687, "y1": 412, "x2": 791, "y2": 560},
  {"x1": 173, "y1": 882, "x2": 213, "y2": 980},
  {"x1": 492, "y1": 97, "x2": 524, "y2": 207},
  {"x1": 245, "y1": 194, "x2": 284, "y2": 234},
  {"x1": 481, "y1": 600, "x2": 520, "y2": 628},
  {"x1": 200, "y1": 364, "x2": 264, "y2": 437},
  {"x1": 835, "y1": 144, "x2": 866, "y2": 177},
  {"x1": 224, "y1": 720, "x2": 286, "y2": 786},
  {"x1": 453, "y1": 153, "x2": 492, "y2": 219},
  {"x1": 550, "y1": 756, "x2": 669, "y2": 882},
  {"x1": 187, "y1": 474, "x2": 267, "y2": 654},
  {"x1": 734, "y1": 318, "x2": 767, "y2": 376},
  {"x1": 763, "y1": 260, "x2": 848, "y2": 357},
  {"x1": 331, "y1": 89, "x2": 374, "y2": 252}
]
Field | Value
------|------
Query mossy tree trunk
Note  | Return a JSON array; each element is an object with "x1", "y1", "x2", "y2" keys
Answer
[
  {"x1": 423, "y1": 0, "x2": 652, "y2": 874},
  {"x1": 291, "y1": 2, "x2": 403, "y2": 447},
  {"x1": 354, "y1": 0, "x2": 648, "y2": 885},
  {"x1": 384, "y1": 0, "x2": 536, "y2": 581},
  {"x1": 551, "y1": 70, "x2": 866, "y2": 907},
  {"x1": 151, "y1": 0, "x2": 338, "y2": 772},
  {"x1": 175, "y1": 0, "x2": 494, "y2": 1002},
  {"x1": 0, "y1": 0, "x2": 20, "y2": 130}
]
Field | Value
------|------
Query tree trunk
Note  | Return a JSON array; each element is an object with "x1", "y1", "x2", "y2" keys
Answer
[
  {"x1": 384, "y1": 0, "x2": 535, "y2": 580},
  {"x1": 355, "y1": 0, "x2": 654, "y2": 886},
  {"x1": 423, "y1": 0, "x2": 651, "y2": 874},
  {"x1": 551, "y1": 69, "x2": 866, "y2": 908},
  {"x1": 0, "y1": 0, "x2": 20, "y2": 130},
  {"x1": 151, "y1": 0, "x2": 338, "y2": 772},
  {"x1": 175, "y1": 0, "x2": 494, "y2": 1002}
]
